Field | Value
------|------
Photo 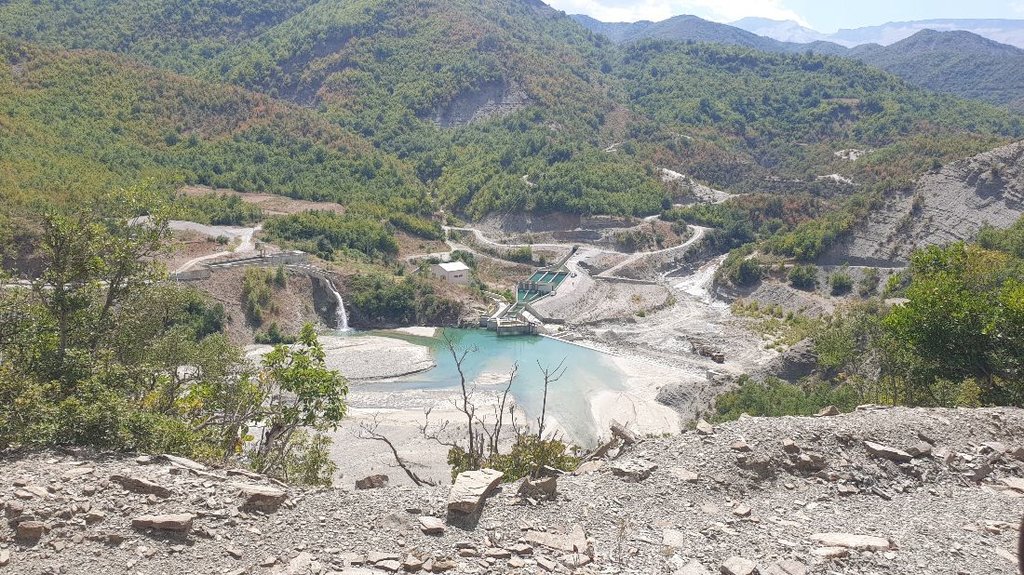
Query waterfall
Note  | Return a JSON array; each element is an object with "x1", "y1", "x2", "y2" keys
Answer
[{"x1": 326, "y1": 280, "x2": 350, "y2": 331}]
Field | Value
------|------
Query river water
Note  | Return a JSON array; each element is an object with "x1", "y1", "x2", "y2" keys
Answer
[{"x1": 362, "y1": 329, "x2": 627, "y2": 445}]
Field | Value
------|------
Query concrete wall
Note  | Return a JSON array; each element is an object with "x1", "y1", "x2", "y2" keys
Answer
[{"x1": 170, "y1": 269, "x2": 212, "y2": 282}]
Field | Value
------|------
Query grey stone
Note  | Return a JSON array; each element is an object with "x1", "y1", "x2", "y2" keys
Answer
[
  {"x1": 401, "y1": 554, "x2": 423, "y2": 572},
  {"x1": 110, "y1": 474, "x2": 172, "y2": 498},
  {"x1": 518, "y1": 476, "x2": 557, "y2": 500},
  {"x1": 355, "y1": 474, "x2": 389, "y2": 490},
  {"x1": 15, "y1": 521, "x2": 45, "y2": 542},
  {"x1": 232, "y1": 483, "x2": 287, "y2": 512},
  {"x1": 696, "y1": 419, "x2": 715, "y2": 435},
  {"x1": 418, "y1": 516, "x2": 445, "y2": 535},
  {"x1": 447, "y1": 469, "x2": 503, "y2": 514},
  {"x1": 906, "y1": 442, "x2": 933, "y2": 458},
  {"x1": 730, "y1": 439, "x2": 752, "y2": 452},
  {"x1": 1000, "y1": 477, "x2": 1024, "y2": 493},
  {"x1": 662, "y1": 528, "x2": 687, "y2": 548},
  {"x1": 608, "y1": 459, "x2": 658, "y2": 482},
  {"x1": 732, "y1": 503, "x2": 752, "y2": 517},
  {"x1": 132, "y1": 513, "x2": 194, "y2": 533},
  {"x1": 864, "y1": 441, "x2": 912, "y2": 463}
]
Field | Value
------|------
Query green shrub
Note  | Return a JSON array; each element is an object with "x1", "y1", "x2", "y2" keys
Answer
[
  {"x1": 788, "y1": 265, "x2": 817, "y2": 290},
  {"x1": 169, "y1": 193, "x2": 263, "y2": 226},
  {"x1": 254, "y1": 322, "x2": 296, "y2": 345},
  {"x1": 858, "y1": 268, "x2": 881, "y2": 296},
  {"x1": 242, "y1": 268, "x2": 276, "y2": 326},
  {"x1": 829, "y1": 270, "x2": 853, "y2": 295},
  {"x1": 447, "y1": 435, "x2": 580, "y2": 482},
  {"x1": 263, "y1": 211, "x2": 398, "y2": 261},
  {"x1": 713, "y1": 376, "x2": 859, "y2": 422}
]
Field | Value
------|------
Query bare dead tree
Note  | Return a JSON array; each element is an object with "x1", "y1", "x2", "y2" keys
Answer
[
  {"x1": 477, "y1": 362, "x2": 518, "y2": 457},
  {"x1": 536, "y1": 357, "x2": 567, "y2": 440},
  {"x1": 441, "y1": 330, "x2": 480, "y2": 465},
  {"x1": 356, "y1": 416, "x2": 436, "y2": 487}
]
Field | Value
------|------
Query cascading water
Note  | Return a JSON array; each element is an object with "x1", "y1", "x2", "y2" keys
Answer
[{"x1": 326, "y1": 280, "x2": 350, "y2": 331}]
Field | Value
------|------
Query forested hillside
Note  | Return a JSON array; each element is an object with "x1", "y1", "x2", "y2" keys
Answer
[
  {"x1": 852, "y1": 30, "x2": 1024, "y2": 111},
  {"x1": 0, "y1": 40, "x2": 427, "y2": 213},
  {"x1": 0, "y1": 0, "x2": 1021, "y2": 224},
  {"x1": 573, "y1": 13, "x2": 1024, "y2": 113}
]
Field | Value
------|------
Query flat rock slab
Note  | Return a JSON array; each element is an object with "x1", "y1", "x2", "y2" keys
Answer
[
  {"x1": 161, "y1": 454, "x2": 208, "y2": 471},
  {"x1": 810, "y1": 532, "x2": 892, "y2": 550},
  {"x1": 524, "y1": 524, "x2": 587, "y2": 553},
  {"x1": 110, "y1": 474, "x2": 172, "y2": 498},
  {"x1": 608, "y1": 459, "x2": 658, "y2": 482},
  {"x1": 864, "y1": 441, "x2": 912, "y2": 463},
  {"x1": 812, "y1": 546, "x2": 849, "y2": 559},
  {"x1": 418, "y1": 516, "x2": 445, "y2": 535},
  {"x1": 231, "y1": 483, "x2": 287, "y2": 512},
  {"x1": 447, "y1": 469, "x2": 503, "y2": 514},
  {"x1": 132, "y1": 513, "x2": 194, "y2": 533}
]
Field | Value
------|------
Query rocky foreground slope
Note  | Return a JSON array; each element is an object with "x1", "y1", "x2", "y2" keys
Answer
[{"x1": 2, "y1": 407, "x2": 1023, "y2": 575}]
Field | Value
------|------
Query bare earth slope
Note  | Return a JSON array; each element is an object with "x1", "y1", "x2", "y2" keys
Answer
[
  {"x1": 2, "y1": 406, "x2": 1022, "y2": 574},
  {"x1": 825, "y1": 140, "x2": 1024, "y2": 266}
]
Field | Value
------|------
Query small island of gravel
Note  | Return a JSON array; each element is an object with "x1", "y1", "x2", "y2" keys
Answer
[{"x1": 246, "y1": 334, "x2": 436, "y2": 382}]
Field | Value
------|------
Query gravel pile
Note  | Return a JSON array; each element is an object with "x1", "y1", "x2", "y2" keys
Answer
[{"x1": 2, "y1": 406, "x2": 1022, "y2": 574}]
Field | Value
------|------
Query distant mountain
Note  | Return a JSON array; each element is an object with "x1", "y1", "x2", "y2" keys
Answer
[
  {"x1": 830, "y1": 19, "x2": 1024, "y2": 49},
  {"x1": 731, "y1": 17, "x2": 1024, "y2": 50},
  {"x1": 570, "y1": 13, "x2": 848, "y2": 55},
  {"x1": 851, "y1": 30, "x2": 1024, "y2": 111},
  {"x1": 731, "y1": 17, "x2": 829, "y2": 44},
  {"x1": 574, "y1": 13, "x2": 1024, "y2": 111}
]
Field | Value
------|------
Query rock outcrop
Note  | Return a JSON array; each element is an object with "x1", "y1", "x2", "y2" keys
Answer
[{"x1": 824, "y1": 140, "x2": 1024, "y2": 266}]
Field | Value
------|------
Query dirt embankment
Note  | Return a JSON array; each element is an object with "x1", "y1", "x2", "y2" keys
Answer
[{"x1": 191, "y1": 267, "x2": 334, "y2": 345}]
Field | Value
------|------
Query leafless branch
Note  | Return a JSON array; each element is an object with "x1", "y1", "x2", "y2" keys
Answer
[
  {"x1": 357, "y1": 417, "x2": 436, "y2": 487},
  {"x1": 536, "y1": 357, "x2": 567, "y2": 439}
]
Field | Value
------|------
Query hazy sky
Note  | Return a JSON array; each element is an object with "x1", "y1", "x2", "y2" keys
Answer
[{"x1": 546, "y1": 0, "x2": 1024, "y2": 32}]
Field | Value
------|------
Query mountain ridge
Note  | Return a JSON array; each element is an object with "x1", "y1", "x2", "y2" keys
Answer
[
  {"x1": 572, "y1": 12, "x2": 1024, "y2": 112},
  {"x1": 730, "y1": 16, "x2": 1024, "y2": 49}
]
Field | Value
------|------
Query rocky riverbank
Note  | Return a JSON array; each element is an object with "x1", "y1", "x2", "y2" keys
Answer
[{"x1": 2, "y1": 406, "x2": 1022, "y2": 574}]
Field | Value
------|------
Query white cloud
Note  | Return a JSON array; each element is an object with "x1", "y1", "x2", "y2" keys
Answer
[{"x1": 545, "y1": 0, "x2": 810, "y2": 26}]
